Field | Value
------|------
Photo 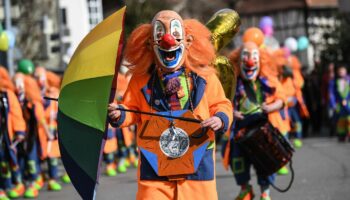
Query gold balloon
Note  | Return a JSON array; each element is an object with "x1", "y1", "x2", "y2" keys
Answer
[
  {"x1": 206, "y1": 9, "x2": 241, "y2": 52},
  {"x1": 214, "y1": 56, "x2": 237, "y2": 100}
]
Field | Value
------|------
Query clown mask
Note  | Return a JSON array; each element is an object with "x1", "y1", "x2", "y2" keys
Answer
[
  {"x1": 34, "y1": 67, "x2": 47, "y2": 95},
  {"x1": 240, "y1": 42, "x2": 260, "y2": 81},
  {"x1": 13, "y1": 73, "x2": 25, "y2": 103},
  {"x1": 151, "y1": 11, "x2": 192, "y2": 72}
]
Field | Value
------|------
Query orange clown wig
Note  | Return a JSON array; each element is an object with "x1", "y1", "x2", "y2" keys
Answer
[{"x1": 124, "y1": 19, "x2": 216, "y2": 76}]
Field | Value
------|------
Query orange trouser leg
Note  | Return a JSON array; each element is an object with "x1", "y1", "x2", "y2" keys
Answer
[
  {"x1": 137, "y1": 180, "x2": 176, "y2": 200},
  {"x1": 136, "y1": 179, "x2": 218, "y2": 200},
  {"x1": 177, "y1": 180, "x2": 218, "y2": 200}
]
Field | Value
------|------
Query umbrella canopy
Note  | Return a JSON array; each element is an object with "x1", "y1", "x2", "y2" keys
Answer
[{"x1": 57, "y1": 6, "x2": 126, "y2": 200}]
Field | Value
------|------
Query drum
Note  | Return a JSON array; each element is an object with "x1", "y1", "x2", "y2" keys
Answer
[{"x1": 235, "y1": 114, "x2": 294, "y2": 176}]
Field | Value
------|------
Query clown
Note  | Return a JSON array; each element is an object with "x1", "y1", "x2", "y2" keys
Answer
[
  {"x1": 283, "y1": 48, "x2": 309, "y2": 148},
  {"x1": 0, "y1": 67, "x2": 26, "y2": 200},
  {"x1": 224, "y1": 28, "x2": 286, "y2": 200},
  {"x1": 108, "y1": 10, "x2": 232, "y2": 200},
  {"x1": 13, "y1": 73, "x2": 53, "y2": 198},
  {"x1": 103, "y1": 68, "x2": 136, "y2": 176},
  {"x1": 33, "y1": 67, "x2": 67, "y2": 190}
]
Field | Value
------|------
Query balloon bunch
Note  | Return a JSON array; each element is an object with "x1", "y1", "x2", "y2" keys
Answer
[
  {"x1": 0, "y1": 24, "x2": 16, "y2": 51},
  {"x1": 259, "y1": 16, "x2": 280, "y2": 51},
  {"x1": 259, "y1": 16, "x2": 310, "y2": 52},
  {"x1": 259, "y1": 16, "x2": 274, "y2": 37},
  {"x1": 284, "y1": 36, "x2": 309, "y2": 53}
]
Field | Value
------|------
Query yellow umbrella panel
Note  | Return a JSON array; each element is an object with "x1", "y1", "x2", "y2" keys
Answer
[{"x1": 57, "y1": 6, "x2": 126, "y2": 200}]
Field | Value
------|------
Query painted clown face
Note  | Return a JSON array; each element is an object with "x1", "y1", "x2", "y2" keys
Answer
[
  {"x1": 240, "y1": 42, "x2": 260, "y2": 81},
  {"x1": 152, "y1": 11, "x2": 190, "y2": 71},
  {"x1": 13, "y1": 73, "x2": 25, "y2": 103},
  {"x1": 34, "y1": 67, "x2": 47, "y2": 94}
]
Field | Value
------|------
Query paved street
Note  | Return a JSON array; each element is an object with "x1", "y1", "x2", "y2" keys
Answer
[{"x1": 27, "y1": 138, "x2": 350, "y2": 200}]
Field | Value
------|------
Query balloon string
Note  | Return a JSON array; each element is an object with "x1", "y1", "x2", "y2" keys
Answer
[{"x1": 44, "y1": 96, "x2": 201, "y2": 123}]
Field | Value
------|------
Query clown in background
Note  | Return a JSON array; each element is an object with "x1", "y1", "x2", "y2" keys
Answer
[
  {"x1": 225, "y1": 27, "x2": 286, "y2": 200},
  {"x1": 13, "y1": 73, "x2": 53, "y2": 198},
  {"x1": 283, "y1": 38, "x2": 310, "y2": 148},
  {"x1": 103, "y1": 67, "x2": 137, "y2": 176},
  {"x1": 33, "y1": 67, "x2": 66, "y2": 191},
  {"x1": 108, "y1": 10, "x2": 232, "y2": 200},
  {"x1": 103, "y1": 125, "x2": 118, "y2": 176},
  {"x1": 115, "y1": 68, "x2": 137, "y2": 173},
  {"x1": 0, "y1": 67, "x2": 26, "y2": 200},
  {"x1": 329, "y1": 64, "x2": 350, "y2": 142}
]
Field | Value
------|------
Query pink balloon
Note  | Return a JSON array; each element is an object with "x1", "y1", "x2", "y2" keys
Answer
[{"x1": 261, "y1": 26, "x2": 274, "y2": 37}]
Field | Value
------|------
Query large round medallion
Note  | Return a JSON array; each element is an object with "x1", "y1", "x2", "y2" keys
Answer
[{"x1": 159, "y1": 126, "x2": 189, "y2": 158}]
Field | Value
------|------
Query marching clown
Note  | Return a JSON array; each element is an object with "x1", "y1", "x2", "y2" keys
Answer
[
  {"x1": 0, "y1": 67, "x2": 26, "y2": 200},
  {"x1": 13, "y1": 73, "x2": 53, "y2": 198},
  {"x1": 108, "y1": 10, "x2": 232, "y2": 200},
  {"x1": 33, "y1": 67, "x2": 65, "y2": 190},
  {"x1": 224, "y1": 28, "x2": 286, "y2": 200},
  {"x1": 283, "y1": 44, "x2": 309, "y2": 148}
]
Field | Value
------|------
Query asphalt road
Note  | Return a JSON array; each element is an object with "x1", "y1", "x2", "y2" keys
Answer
[{"x1": 27, "y1": 138, "x2": 350, "y2": 200}]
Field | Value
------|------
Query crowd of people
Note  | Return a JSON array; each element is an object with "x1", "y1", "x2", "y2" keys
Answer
[
  {"x1": 0, "y1": 61, "x2": 138, "y2": 200},
  {"x1": 0, "y1": 8, "x2": 349, "y2": 200}
]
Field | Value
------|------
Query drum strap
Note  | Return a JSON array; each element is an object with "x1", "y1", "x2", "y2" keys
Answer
[{"x1": 269, "y1": 159, "x2": 295, "y2": 193}]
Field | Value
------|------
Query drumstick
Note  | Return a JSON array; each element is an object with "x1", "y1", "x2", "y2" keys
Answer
[{"x1": 243, "y1": 106, "x2": 262, "y2": 115}]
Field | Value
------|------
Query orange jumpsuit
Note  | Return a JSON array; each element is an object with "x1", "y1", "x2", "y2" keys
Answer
[
  {"x1": 111, "y1": 72, "x2": 232, "y2": 200},
  {"x1": 43, "y1": 92, "x2": 60, "y2": 158},
  {"x1": 288, "y1": 55, "x2": 309, "y2": 118}
]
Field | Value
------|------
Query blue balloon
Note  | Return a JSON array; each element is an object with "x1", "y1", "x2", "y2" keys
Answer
[
  {"x1": 297, "y1": 36, "x2": 309, "y2": 51},
  {"x1": 259, "y1": 16, "x2": 274, "y2": 29},
  {"x1": 5, "y1": 30, "x2": 15, "y2": 48}
]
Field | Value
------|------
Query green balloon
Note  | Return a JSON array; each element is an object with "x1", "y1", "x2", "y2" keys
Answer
[{"x1": 18, "y1": 59, "x2": 34, "y2": 74}]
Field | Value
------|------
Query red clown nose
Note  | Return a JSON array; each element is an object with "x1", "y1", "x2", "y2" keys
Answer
[
  {"x1": 160, "y1": 33, "x2": 176, "y2": 49},
  {"x1": 245, "y1": 59, "x2": 255, "y2": 68}
]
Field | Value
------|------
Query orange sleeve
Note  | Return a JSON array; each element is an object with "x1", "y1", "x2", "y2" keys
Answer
[
  {"x1": 34, "y1": 101, "x2": 46, "y2": 124},
  {"x1": 293, "y1": 69, "x2": 304, "y2": 89},
  {"x1": 291, "y1": 56, "x2": 304, "y2": 89},
  {"x1": 205, "y1": 74, "x2": 233, "y2": 134},
  {"x1": 7, "y1": 90, "x2": 26, "y2": 133},
  {"x1": 114, "y1": 76, "x2": 142, "y2": 128},
  {"x1": 283, "y1": 78, "x2": 297, "y2": 98},
  {"x1": 264, "y1": 75, "x2": 287, "y2": 105}
]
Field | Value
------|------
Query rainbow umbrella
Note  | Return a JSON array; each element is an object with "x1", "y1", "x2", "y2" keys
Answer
[{"x1": 57, "y1": 6, "x2": 126, "y2": 199}]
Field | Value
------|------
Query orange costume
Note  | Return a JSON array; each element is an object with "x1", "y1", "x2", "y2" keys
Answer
[
  {"x1": 287, "y1": 55, "x2": 309, "y2": 118},
  {"x1": 104, "y1": 72, "x2": 130, "y2": 156},
  {"x1": 14, "y1": 73, "x2": 50, "y2": 160},
  {"x1": 109, "y1": 11, "x2": 232, "y2": 200},
  {"x1": 34, "y1": 67, "x2": 62, "y2": 159},
  {"x1": 0, "y1": 68, "x2": 26, "y2": 142},
  {"x1": 0, "y1": 68, "x2": 26, "y2": 194},
  {"x1": 222, "y1": 29, "x2": 286, "y2": 199},
  {"x1": 43, "y1": 87, "x2": 60, "y2": 158}
]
